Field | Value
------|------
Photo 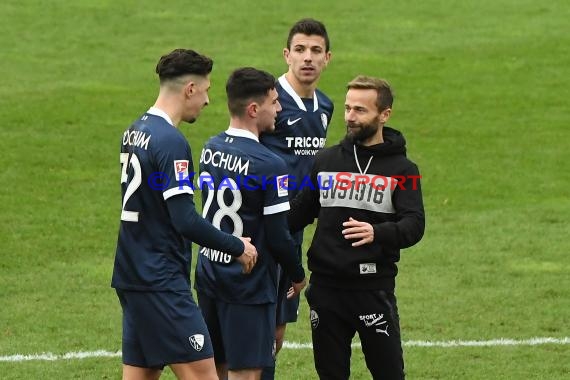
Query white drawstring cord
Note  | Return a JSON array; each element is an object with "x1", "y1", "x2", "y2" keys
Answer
[{"x1": 353, "y1": 145, "x2": 373, "y2": 175}]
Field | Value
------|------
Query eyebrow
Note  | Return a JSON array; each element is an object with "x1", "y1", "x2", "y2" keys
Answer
[{"x1": 293, "y1": 43, "x2": 324, "y2": 48}]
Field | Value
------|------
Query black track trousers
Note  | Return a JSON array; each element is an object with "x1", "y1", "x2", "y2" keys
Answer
[{"x1": 305, "y1": 284, "x2": 404, "y2": 380}]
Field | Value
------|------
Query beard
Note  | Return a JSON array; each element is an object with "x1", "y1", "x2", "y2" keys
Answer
[{"x1": 346, "y1": 117, "x2": 380, "y2": 144}]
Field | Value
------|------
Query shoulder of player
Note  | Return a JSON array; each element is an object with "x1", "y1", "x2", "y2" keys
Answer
[
  {"x1": 202, "y1": 132, "x2": 226, "y2": 148},
  {"x1": 249, "y1": 141, "x2": 282, "y2": 159},
  {"x1": 276, "y1": 91, "x2": 299, "y2": 112},
  {"x1": 315, "y1": 88, "x2": 334, "y2": 109},
  {"x1": 142, "y1": 116, "x2": 184, "y2": 140},
  {"x1": 254, "y1": 145, "x2": 288, "y2": 173},
  {"x1": 123, "y1": 116, "x2": 186, "y2": 149},
  {"x1": 201, "y1": 133, "x2": 261, "y2": 159},
  {"x1": 145, "y1": 122, "x2": 190, "y2": 156}
]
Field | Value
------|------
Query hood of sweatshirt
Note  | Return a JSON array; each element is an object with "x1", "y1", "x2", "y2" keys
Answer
[{"x1": 340, "y1": 126, "x2": 407, "y2": 158}]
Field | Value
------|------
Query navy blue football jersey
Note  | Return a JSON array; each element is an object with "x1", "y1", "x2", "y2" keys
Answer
[
  {"x1": 112, "y1": 107, "x2": 196, "y2": 291},
  {"x1": 195, "y1": 128, "x2": 290, "y2": 304},
  {"x1": 260, "y1": 74, "x2": 334, "y2": 200}
]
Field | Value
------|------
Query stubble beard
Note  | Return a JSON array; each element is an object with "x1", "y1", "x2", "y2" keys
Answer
[{"x1": 346, "y1": 118, "x2": 380, "y2": 144}]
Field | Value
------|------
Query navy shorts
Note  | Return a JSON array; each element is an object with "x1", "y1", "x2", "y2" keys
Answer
[
  {"x1": 198, "y1": 293, "x2": 276, "y2": 370},
  {"x1": 275, "y1": 243, "x2": 302, "y2": 324},
  {"x1": 116, "y1": 289, "x2": 214, "y2": 369}
]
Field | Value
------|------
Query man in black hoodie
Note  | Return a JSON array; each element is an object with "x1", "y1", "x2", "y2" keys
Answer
[{"x1": 289, "y1": 75, "x2": 425, "y2": 380}]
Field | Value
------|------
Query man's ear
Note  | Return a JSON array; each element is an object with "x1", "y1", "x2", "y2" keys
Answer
[
  {"x1": 246, "y1": 102, "x2": 258, "y2": 118},
  {"x1": 380, "y1": 108, "x2": 392, "y2": 124},
  {"x1": 184, "y1": 81, "x2": 195, "y2": 98},
  {"x1": 283, "y1": 48, "x2": 291, "y2": 64},
  {"x1": 324, "y1": 51, "x2": 332, "y2": 67}
]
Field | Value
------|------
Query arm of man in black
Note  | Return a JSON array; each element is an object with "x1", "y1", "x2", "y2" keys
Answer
[
  {"x1": 373, "y1": 165, "x2": 424, "y2": 248},
  {"x1": 344, "y1": 165, "x2": 425, "y2": 248},
  {"x1": 288, "y1": 176, "x2": 321, "y2": 233},
  {"x1": 265, "y1": 212, "x2": 305, "y2": 283}
]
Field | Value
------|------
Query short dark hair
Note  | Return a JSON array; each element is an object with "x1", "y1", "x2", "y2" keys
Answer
[
  {"x1": 287, "y1": 18, "x2": 330, "y2": 52},
  {"x1": 155, "y1": 49, "x2": 213, "y2": 82},
  {"x1": 226, "y1": 68, "x2": 276, "y2": 117},
  {"x1": 347, "y1": 75, "x2": 394, "y2": 112}
]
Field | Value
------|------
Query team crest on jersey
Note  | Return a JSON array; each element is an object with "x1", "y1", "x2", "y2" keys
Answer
[
  {"x1": 276, "y1": 175, "x2": 288, "y2": 197},
  {"x1": 189, "y1": 334, "x2": 204, "y2": 351},
  {"x1": 174, "y1": 160, "x2": 189, "y2": 178},
  {"x1": 320, "y1": 113, "x2": 328, "y2": 130}
]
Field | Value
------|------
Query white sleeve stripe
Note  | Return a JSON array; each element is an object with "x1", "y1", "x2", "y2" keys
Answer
[
  {"x1": 263, "y1": 202, "x2": 290, "y2": 215},
  {"x1": 163, "y1": 186, "x2": 194, "y2": 200}
]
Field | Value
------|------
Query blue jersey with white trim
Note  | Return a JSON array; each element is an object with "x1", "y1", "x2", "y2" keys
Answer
[
  {"x1": 195, "y1": 128, "x2": 290, "y2": 304},
  {"x1": 112, "y1": 109, "x2": 196, "y2": 291},
  {"x1": 260, "y1": 74, "x2": 334, "y2": 200}
]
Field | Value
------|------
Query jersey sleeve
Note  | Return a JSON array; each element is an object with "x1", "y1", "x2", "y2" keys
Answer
[
  {"x1": 262, "y1": 155, "x2": 291, "y2": 215},
  {"x1": 152, "y1": 131, "x2": 195, "y2": 200}
]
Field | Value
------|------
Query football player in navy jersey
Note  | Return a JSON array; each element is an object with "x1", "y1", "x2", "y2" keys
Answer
[
  {"x1": 112, "y1": 49, "x2": 257, "y2": 380},
  {"x1": 259, "y1": 18, "x2": 333, "y2": 379},
  {"x1": 195, "y1": 67, "x2": 306, "y2": 380}
]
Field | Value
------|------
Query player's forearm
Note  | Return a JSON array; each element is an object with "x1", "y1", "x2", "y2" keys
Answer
[
  {"x1": 166, "y1": 194, "x2": 244, "y2": 256},
  {"x1": 288, "y1": 187, "x2": 319, "y2": 233}
]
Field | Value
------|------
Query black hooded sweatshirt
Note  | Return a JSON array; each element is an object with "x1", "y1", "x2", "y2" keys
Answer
[{"x1": 289, "y1": 127, "x2": 425, "y2": 291}]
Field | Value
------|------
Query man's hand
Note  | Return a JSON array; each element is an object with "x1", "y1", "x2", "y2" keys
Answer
[
  {"x1": 236, "y1": 237, "x2": 257, "y2": 274},
  {"x1": 342, "y1": 217, "x2": 374, "y2": 247},
  {"x1": 286, "y1": 277, "x2": 307, "y2": 299}
]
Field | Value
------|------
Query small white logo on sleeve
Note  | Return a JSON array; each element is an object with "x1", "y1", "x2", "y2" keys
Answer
[
  {"x1": 189, "y1": 334, "x2": 204, "y2": 351},
  {"x1": 276, "y1": 175, "x2": 288, "y2": 197},
  {"x1": 321, "y1": 113, "x2": 328, "y2": 130},
  {"x1": 174, "y1": 160, "x2": 189, "y2": 179},
  {"x1": 359, "y1": 263, "x2": 377, "y2": 274}
]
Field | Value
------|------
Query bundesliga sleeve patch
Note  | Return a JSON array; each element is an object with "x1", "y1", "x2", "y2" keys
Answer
[
  {"x1": 276, "y1": 175, "x2": 288, "y2": 197},
  {"x1": 174, "y1": 160, "x2": 189, "y2": 180}
]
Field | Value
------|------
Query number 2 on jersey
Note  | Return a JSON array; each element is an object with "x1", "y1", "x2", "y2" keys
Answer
[{"x1": 120, "y1": 153, "x2": 141, "y2": 222}]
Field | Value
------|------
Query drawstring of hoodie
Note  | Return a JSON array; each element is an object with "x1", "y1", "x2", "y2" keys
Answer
[{"x1": 353, "y1": 144, "x2": 373, "y2": 175}]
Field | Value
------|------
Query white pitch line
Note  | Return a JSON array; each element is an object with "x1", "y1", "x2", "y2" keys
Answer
[
  {"x1": 0, "y1": 350, "x2": 122, "y2": 362},
  {"x1": 402, "y1": 337, "x2": 570, "y2": 347},
  {"x1": 283, "y1": 336, "x2": 570, "y2": 349},
  {"x1": 1, "y1": 337, "x2": 568, "y2": 362}
]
